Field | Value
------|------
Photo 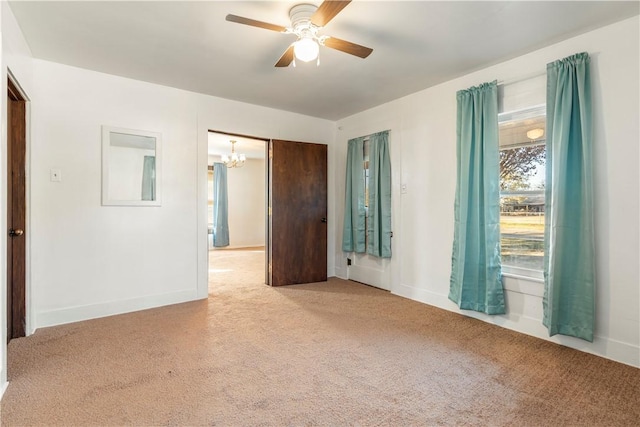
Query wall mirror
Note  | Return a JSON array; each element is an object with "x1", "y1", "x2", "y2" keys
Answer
[{"x1": 102, "y1": 126, "x2": 162, "y2": 206}]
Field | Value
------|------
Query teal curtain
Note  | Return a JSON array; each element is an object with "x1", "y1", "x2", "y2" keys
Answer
[
  {"x1": 449, "y1": 81, "x2": 505, "y2": 315},
  {"x1": 367, "y1": 131, "x2": 392, "y2": 258},
  {"x1": 212, "y1": 163, "x2": 230, "y2": 247},
  {"x1": 342, "y1": 137, "x2": 366, "y2": 253},
  {"x1": 141, "y1": 155, "x2": 155, "y2": 201},
  {"x1": 543, "y1": 52, "x2": 595, "y2": 342}
]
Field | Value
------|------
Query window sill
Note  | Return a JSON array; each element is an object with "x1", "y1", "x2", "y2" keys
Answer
[
  {"x1": 502, "y1": 273, "x2": 544, "y2": 297},
  {"x1": 502, "y1": 271, "x2": 543, "y2": 283}
]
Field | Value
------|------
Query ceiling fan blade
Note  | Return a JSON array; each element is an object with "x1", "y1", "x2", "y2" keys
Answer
[
  {"x1": 311, "y1": 0, "x2": 351, "y2": 27},
  {"x1": 275, "y1": 45, "x2": 295, "y2": 67},
  {"x1": 226, "y1": 14, "x2": 287, "y2": 33},
  {"x1": 323, "y1": 37, "x2": 373, "y2": 59}
]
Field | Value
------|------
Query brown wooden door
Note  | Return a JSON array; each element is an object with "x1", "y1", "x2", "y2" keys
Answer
[
  {"x1": 269, "y1": 139, "x2": 327, "y2": 286},
  {"x1": 7, "y1": 78, "x2": 27, "y2": 341}
]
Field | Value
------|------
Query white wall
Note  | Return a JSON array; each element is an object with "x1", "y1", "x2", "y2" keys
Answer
[
  {"x1": 335, "y1": 16, "x2": 640, "y2": 367},
  {"x1": 209, "y1": 156, "x2": 266, "y2": 249},
  {"x1": 1, "y1": 0, "x2": 35, "y2": 395},
  {"x1": 30, "y1": 59, "x2": 201, "y2": 327},
  {"x1": 28, "y1": 59, "x2": 336, "y2": 328},
  {"x1": 1, "y1": 0, "x2": 6, "y2": 398}
]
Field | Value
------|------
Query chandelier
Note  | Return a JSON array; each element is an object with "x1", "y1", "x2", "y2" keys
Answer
[{"x1": 221, "y1": 140, "x2": 246, "y2": 168}]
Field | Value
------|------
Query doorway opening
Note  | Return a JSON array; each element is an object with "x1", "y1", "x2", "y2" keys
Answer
[
  {"x1": 207, "y1": 131, "x2": 268, "y2": 294},
  {"x1": 7, "y1": 75, "x2": 28, "y2": 342}
]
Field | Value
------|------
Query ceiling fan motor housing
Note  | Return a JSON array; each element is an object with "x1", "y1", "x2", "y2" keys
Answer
[{"x1": 289, "y1": 4, "x2": 318, "y2": 31}]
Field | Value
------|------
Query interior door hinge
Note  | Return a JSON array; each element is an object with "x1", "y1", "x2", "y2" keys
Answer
[
  {"x1": 269, "y1": 148, "x2": 273, "y2": 159},
  {"x1": 268, "y1": 206, "x2": 272, "y2": 216},
  {"x1": 268, "y1": 263, "x2": 272, "y2": 273}
]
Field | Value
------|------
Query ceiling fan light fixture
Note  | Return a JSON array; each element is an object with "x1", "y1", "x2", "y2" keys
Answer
[{"x1": 293, "y1": 37, "x2": 319, "y2": 62}]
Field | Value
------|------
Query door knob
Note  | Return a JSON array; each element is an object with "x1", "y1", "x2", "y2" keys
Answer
[
  {"x1": 9, "y1": 229, "x2": 23, "y2": 237},
  {"x1": 321, "y1": 218, "x2": 327, "y2": 223}
]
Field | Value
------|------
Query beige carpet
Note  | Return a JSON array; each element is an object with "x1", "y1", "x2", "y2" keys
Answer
[{"x1": 1, "y1": 248, "x2": 639, "y2": 426}]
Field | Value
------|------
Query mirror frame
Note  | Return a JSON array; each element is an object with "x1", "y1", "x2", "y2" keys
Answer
[{"x1": 101, "y1": 125, "x2": 162, "y2": 206}]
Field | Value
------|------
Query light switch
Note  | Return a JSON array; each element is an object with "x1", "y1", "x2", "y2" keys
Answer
[{"x1": 50, "y1": 169, "x2": 62, "y2": 182}]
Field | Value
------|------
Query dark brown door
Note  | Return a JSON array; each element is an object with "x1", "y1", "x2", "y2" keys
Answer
[
  {"x1": 7, "y1": 78, "x2": 26, "y2": 341},
  {"x1": 269, "y1": 139, "x2": 327, "y2": 286}
]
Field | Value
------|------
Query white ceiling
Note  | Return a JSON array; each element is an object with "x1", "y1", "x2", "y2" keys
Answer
[{"x1": 8, "y1": 1, "x2": 639, "y2": 120}]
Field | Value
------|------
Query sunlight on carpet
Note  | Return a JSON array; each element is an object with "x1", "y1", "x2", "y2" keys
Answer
[{"x1": 209, "y1": 247, "x2": 265, "y2": 294}]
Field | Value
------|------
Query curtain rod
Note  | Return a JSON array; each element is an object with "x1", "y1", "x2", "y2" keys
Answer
[
  {"x1": 361, "y1": 129, "x2": 391, "y2": 139},
  {"x1": 498, "y1": 70, "x2": 546, "y2": 87}
]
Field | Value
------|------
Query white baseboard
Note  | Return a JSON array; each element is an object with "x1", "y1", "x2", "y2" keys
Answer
[
  {"x1": 334, "y1": 267, "x2": 348, "y2": 280},
  {"x1": 209, "y1": 244, "x2": 265, "y2": 250},
  {"x1": 393, "y1": 282, "x2": 640, "y2": 368},
  {"x1": 36, "y1": 289, "x2": 201, "y2": 329}
]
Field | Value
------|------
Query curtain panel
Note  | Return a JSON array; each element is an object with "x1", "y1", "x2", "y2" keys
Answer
[
  {"x1": 449, "y1": 80, "x2": 505, "y2": 315},
  {"x1": 544, "y1": 52, "x2": 595, "y2": 342},
  {"x1": 342, "y1": 137, "x2": 366, "y2": 253},
  {"x1": 212, "y1": 162, "x2": 230, "y2": 248},
  {"x1": 141, "y1": 155, "x2": 156, "y2": 201},
  {"x1": 341, "y1": 131, "x2": 392, "y2": 258},
  {"x1": 367, "y1": 131, "x2": 392, "y2": 258}
]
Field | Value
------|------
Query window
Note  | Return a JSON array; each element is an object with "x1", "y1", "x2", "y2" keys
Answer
[{"x1": 498, "y1": 105, "x2": 546, "y2": 278}]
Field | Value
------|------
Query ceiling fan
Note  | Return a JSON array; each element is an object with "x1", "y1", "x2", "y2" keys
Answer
[{"x1": 226, "y1": 0, "x2": 373, "y2": 67}]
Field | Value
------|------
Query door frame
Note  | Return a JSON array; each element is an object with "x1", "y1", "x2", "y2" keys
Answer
[
  {"x1": 5, "y1": 70, "x2": 31, "y2": 341},
  {"x1": 206, "y1": 129, "x2": 270, "y2": 286}
]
